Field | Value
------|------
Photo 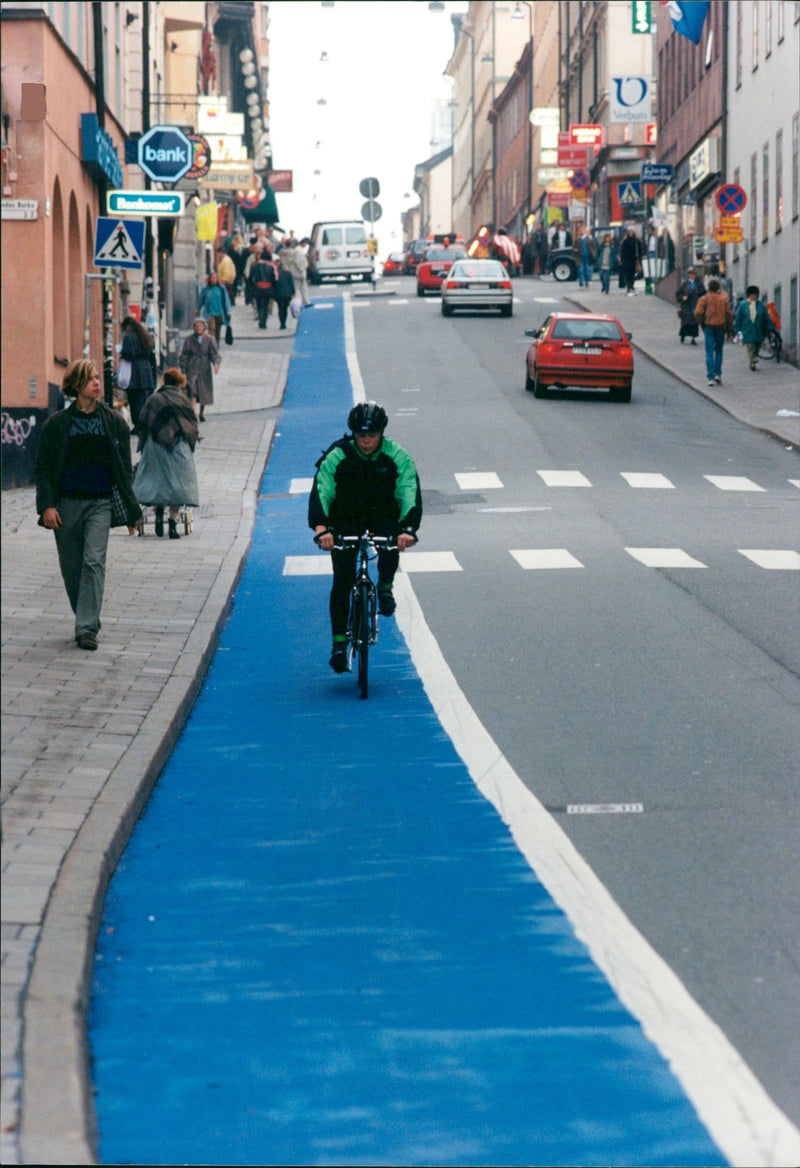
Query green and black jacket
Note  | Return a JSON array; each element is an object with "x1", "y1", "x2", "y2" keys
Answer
[{"x1": 308, "y1": 436, "x2": 422, "y2": 537}]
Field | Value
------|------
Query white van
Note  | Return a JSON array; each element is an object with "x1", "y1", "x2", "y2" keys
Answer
[{"x1": 309, "y1": 220, "x2": 372, "y2": 283}]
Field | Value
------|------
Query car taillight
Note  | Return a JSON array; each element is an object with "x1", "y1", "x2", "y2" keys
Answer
[
  {"x1": 445, "y1": 280, "x2": 461, "y2": 289},
  {"x1": 538, "y1": 342, "x2": 557, "y2": 356},
  {"x1": 617, "y1": 345, "x2": 633, "y2": 359},
  {"x1": 498, "y1": 280, "x2": 511, "y2": 289}
]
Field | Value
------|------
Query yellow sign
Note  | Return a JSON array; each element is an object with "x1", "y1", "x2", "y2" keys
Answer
[
  {"x1": 367, "y1": 237, "x2": 377, "y2": 256},
  {"x1": 195, "y1": 201, "x2": 218, "y2": 241},
  {"x1": 716, "y1": 226, "x2": 744, "y2": 243},
  {"x1": 719, "y1": 214, "x2": 741, "y2": 228}
]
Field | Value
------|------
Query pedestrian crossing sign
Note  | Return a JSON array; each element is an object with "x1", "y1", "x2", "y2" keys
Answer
[
  {"x1": 618, "y1": 181, "x2": 642, "y2": 206},
  {"x1": 94, "y1": 216, "x2": 146, "y2": 269}
]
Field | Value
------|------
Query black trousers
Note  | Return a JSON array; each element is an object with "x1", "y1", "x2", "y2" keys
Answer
[{"x1": 329, "y1": 545, "x2": 399, "y2": 637}]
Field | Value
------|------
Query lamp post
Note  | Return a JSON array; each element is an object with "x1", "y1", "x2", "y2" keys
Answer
[{"x1": 511, "y1": 1, "x2": 534, "y2": 231}]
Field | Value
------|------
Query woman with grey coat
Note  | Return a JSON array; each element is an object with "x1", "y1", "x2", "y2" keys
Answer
[{"x1": 179, "y1": 317, "x2": 220, "y2": 422}]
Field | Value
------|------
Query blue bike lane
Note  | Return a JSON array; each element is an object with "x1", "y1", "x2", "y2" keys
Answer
[{"x1": 89, "y1": 300, "x2": 725, "y2": 1167}]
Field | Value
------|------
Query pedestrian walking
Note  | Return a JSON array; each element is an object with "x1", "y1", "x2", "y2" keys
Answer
[
  {"x1": 198, "y1": 272, "x2": 231, "y2": 344},
  {"x1": 273, "y1": 255, "x2": 296, "y2": 330},
  {"x1": 597, "y1": 233, "x2": 616, "y2": 294},
  {"x1": 119, "y1": 316, "x2": 156, "y2": 428},
  {"x1": 572, "y1": 226, "x2": 596, "y2": 288},
  {"x1": 532, "y1": 223, "x2": 548, "y2": 276},
  {"x1": 676, "y1": 268, "x2": 703, "y2": 344},
  {"x1": 134, "y1": 368, "x2": 199, "y2": 540},
  {"x1": 250, "y1": 250, "x2": 278, "y2": 329},
  {"x1": 34, "y1": 358, "x2": 141, "y2": 650},
  {"x1": 289, "y1": 237, "x2": 312, "y2": 306},
  {"x1": 179, "y1": 318, "x2": 220, "y2": 422},
  {"x1": 215, "y1": 248, "x2": 237, "y2": 309},
  {"x1": 619, "y1": 227, "x2": 642, "y2": 296},
  {"x1": 733, "y1": 285, "x2": 771, "y2": 371},
  {"x1": 694, "y1": 277, "x2": 733, "y2": 385}
]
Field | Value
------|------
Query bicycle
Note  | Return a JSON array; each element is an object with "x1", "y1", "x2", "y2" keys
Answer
[
  {"x1": 758, "y1": 327, "x2": 783, "y2": 362},
  {"x1": 333, "y1": 532, "x2": 396, "y2": 699}
]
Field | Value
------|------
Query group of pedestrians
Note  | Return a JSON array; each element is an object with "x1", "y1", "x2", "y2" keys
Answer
[
  {"x1": 676, "y1": 271, "x2": 772, "y2": 385},
  {"x1": 224, "y1": 229, "x2": 312, "y2": 330}
]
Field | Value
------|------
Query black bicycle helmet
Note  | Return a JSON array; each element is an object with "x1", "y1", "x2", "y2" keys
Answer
[{"x1": 348, "y1": 401, "x2": 388, "y2": 434}]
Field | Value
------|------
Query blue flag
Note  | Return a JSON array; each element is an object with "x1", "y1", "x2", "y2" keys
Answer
[{"x1": 662, "y1": 0, "x2": 710, "y2": 44}]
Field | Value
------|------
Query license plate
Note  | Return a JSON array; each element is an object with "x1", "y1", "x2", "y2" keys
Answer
[
  {"x1": 467, "y1": 282, "x2": 484, "y2": 289},
  {"x1": 347, "y1": 250, "x2": 361, "y2": 257},
  {"x1": 573, "y1": 346, "x2": 602, "y2": 354}
]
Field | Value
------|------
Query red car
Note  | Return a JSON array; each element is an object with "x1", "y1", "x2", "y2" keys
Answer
[
  {"x1": 381, "y1": 252, "x2": 405, "y2": 276},
  {"x1": 416, "y1": 246, "x2": 466, "y2": 296},
  {"x1": 525, "y1": 312, "x2": 634, "y2": 401}
]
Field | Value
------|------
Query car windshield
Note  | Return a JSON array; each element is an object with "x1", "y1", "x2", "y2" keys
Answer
[
  {"x1": 551, "y1": 318, "x2": 624, "y2": 341},
  {"x1": 450, "y1": 261, "x2": 506, "y2": 278},
  {"x1": 423, "y1": 249, "x2": 464, "y2": 262}
]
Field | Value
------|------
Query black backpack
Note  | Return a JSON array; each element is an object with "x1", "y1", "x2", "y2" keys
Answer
[{"x1": 314, "y1": 433, "x2": 351, "y2": 471}]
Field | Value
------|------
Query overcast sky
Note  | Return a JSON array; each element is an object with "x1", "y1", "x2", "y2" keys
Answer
[{"x1": 267, "y1": 0, "x2": 467, "y2": 249}]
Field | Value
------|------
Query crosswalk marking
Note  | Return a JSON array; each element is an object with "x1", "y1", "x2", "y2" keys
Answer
[
  {"x1": 621, "y1": 472, "x2": 675, "y2": 489},
  {"x1": 538, "y1": 470, "x2": 592, "y2": 488},
  {"x1": 455, "y1": 472, "x2": 504, "y2": 490},
  {"x1": 401, "y1": 551, "x2": 462, "y2": 572},
  {"x1": 283, "y1": 556, "x2": 332, "y2": 576},
  {"x1": 625, "y1": 548, "x2": 707, "y2": 568},
  {"x1": 704, "y1": 475, "x2": 765, "y2": 492},
  {"x1": 738, "y1": 550, "x2": 800, "y2": 570},
  {"x1": 789, "y1": 480, "x2": 800, "y2": 490},
  {"x1": 511, "y1": 549, "x2": 584, "y2": 570}
]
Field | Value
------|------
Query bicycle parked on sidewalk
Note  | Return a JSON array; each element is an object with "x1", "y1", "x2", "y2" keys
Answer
[{"x1": 333, "y1": 531, "x2": 397, "y2": 699}]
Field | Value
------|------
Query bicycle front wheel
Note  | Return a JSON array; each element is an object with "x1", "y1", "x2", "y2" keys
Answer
[{"x1": 356, "y1": 581, "x2": 371, "y2": 699}]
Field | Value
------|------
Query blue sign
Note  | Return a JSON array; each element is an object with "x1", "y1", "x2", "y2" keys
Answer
[
  {"x1": 94, "y1": 217, "x2": 146, "y2": 270},
  {"x1": 570, "y1": 169, "x2": 589, "y2": 191},
  {"x1": 618, "y1": 180, "x2": 642, "y2": 205},
  {"x1": 107, "y1": 190, "x2": 184, "y2": 217},
  {"x1": 137, "y1": 124, "x2": 193, "y2": 183},
  {"x1": 716, "y1": 184, "x2": 747, "y2": 214},
  {"x1": 641, "y1": 163, "x2": 674, "y2": 184},
  {"x1": 81, "y1": 113, "x2": 123, "y2": 189}
]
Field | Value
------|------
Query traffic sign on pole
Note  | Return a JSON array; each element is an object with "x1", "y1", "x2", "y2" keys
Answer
[
  {"x1": 361, "y1": 200, "x2": 382, "y2": 223},
  {"x1": 138, "y1": 124, "x2": 193, "y2": 183},
  {"x1": 715, "y1": 184, "x2": 747, "y2": 214},
  {"x1": 359, "y1": 177, "x2": 380, "y2": 199},
  {"x1": 94, "y1": 217, "x2": 146, "y2": 269}
]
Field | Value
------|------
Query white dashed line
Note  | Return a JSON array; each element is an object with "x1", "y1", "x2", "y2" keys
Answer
[
  {"x1": 704, "y1": 475, "x2": 765, "y2": 492},
  {"x1": 510, "y1": 549, "x2": 585, "y2": 570},
  {"x1": 455, "y1": 472, "x2": 504, "y2": 490},
  {"x1": 738, "y1": 550, "x2": 800, "y2": 570},
  {"x1": 625, "y1": 548, "x2": 707, "y2": 568},
  {"x1": 538, "y1": 470, "x2": 592, "y2": 488},
  {"x1": 621, "y1": 473, "x2": 675, "y2": 489}
]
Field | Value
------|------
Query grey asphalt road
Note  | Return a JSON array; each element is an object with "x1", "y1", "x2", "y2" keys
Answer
[{"x1": 347, "y1": 277, "x2": 800, "y2": 1128}]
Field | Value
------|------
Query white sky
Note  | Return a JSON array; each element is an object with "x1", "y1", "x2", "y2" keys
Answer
[{"x1": 267, "y1": 0, "x2": 467, "y2": 250}]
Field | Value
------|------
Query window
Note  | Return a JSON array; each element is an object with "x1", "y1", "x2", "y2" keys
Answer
[
  {"x1": 790, "y1": 276, "x2": 798, "y2": 351},
  {"x1": 322, "y1": 229, "x2": 342, "y2": 245},
  {"x1": 776, "y1": 130, "x2": 783, "y2": 232},
  {"x1": 345, "y1": 227, "x2": 367, "y2": 245},
  {"x1": 733, "y1": 166, "x2": 741, "y2": 262},
  {"x1": 765, "y1": 0, "x2": 772, "y2": 53},
  {"x1": 763, "y1": 142, "x2": 769, "y2": 240},
  {"x1": 735, "y1": 0, "x2": 742, "y2": 86},
  {"x1": 773, "y1": 284, "x2": 782, "y2": 323},
  {"x1": 793, "y1": 113, "x2": 799, "y2": 220},
  {"x1": 750, "y1": 152, "x2": 758, "y2": 249},
  {"x1": 752, "y1": 2, "x2": 759, "y2": 67},
  {"x1": 778, "y1": 0, "x2": 785, "y2": 40}
]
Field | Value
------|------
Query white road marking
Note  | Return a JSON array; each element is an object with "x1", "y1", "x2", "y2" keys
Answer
[
  {"x1": 477, "y1": 506, "x2": 552, "y2": 513},
  {"x1": 283, "y1": 556, "x2": 332, "y2": 576},
  {"x1": 538, "y1": 470, "x2": 592, "y2": 487},
  {"x1": 704, "y1": 475, "x2": 766, "y2": 492},
  {"x1": 789, "y1": 479, "x2": 800, "y2": 490},
  {"x1": 567, "y1": 803, "x2": 644, "y2": 815},
  {"x1": 455, "y1": 472, "x2": 504, "y2": 490},
  {"x1": 393, "y1": 570, "x2": 800, "y2": 1168},
  {"x1": 387, "y1": 298, "x2": 409, "y2": 305},
  {"x1": 311, "y1": 302, "x2": 335, "y2": 309},
  {"x1": 400, "y1": 551, "x2": 462, "y2": 573},
  {"x1": 510, "y1": 549, "x2": 584, "y2": 569},
  {"x1": 621, "y1": 472, "x2": 675, "y2": 489},
  {"x1": 625, "y1": 548, "x2": 707, "y2": 568},
  {"x1": 289, "y1": 478, "x2": 313, "y2": 494},
  {"x1": 738, "y1": 549, "x2": 800, "y2": 570}
]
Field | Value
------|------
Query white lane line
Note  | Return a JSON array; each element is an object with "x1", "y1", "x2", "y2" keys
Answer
[
  {"x1": 348, "y1": 287, "x2": 800, "y2": 1167},
  {"x1": 567, "y1": 803, "x2": 644, "y2": 815},
  {"x1": 538, "y1": 470, "x2": 592, "y2": 488},
  {"x1": 389, "y1": 299, "x2": 410, "y2": 306},
  {"x1": 705, "y1": 475, "x2": 766, "y2": 492},
  {"x1": 393, "y1": 570, "x2": 800, "y2": 1168},
  {"x1": 625, "y1": 548, "x2": 707, "y2": 568},
  {"x1": 283, "y1": 556, "x2": 332, "y2": 576},
  {"x1": 789, "y1": 480, "x2": 800, "y2": 490},
  {"x1": 289, "y1": 478, "x2": 313, "y2": 495},
  {"x1": 621, "y1": 473, "x2": 675, "y2": 489},
  {"x1": 400, "y1": 551, "x2": 462, "y2": 573},
  {"x1": 455, "y1": 472, "x2": 504, "y2": 490},
  {"x1": 311, "y1": 302, "x2": 335, "y2": 310},
  {"x1": 738, "y1": 549, "x2": 800, "y2": 570},
  {"x1": 478, "y1": 506, "x2": 552, "y2": 513},
  {"x1": 510, "y1": 549, "x2": 584, "y2": 569}
]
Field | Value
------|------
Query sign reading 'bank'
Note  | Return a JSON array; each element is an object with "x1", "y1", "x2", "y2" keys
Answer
[{"x1": 137, "y1": 124, "x2": 193, "y2": 183}]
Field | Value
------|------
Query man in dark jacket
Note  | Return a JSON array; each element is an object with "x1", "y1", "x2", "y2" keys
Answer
[
  {"x1": 250, "y1": 251, "x2": 277, "y2": 329},
  {"x1": 309, "y1": 401, "x2": 422, "y2": 673}
]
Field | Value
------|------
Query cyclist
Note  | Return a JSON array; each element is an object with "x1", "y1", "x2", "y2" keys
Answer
[
  {"x1": 733, "y1": 285, "x2": 771, "y2": 372},
  {"x1": 309, "y1": 402, "x2": 422, "y2": 673}
]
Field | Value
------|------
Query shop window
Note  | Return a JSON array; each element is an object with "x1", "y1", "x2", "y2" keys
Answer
[{"x1": 776, "y1": 130, "x2": 783, "y2": 233}]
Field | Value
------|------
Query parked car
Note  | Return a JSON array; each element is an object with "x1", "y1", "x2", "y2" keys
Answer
[
  {"x1": 382, "y1": 252, "x2": 406, "y2": 276},
  {"x1": 524, "y1": 312, "x2": 634, "y2": 401},
  {"x1": 404, "y1": 238, "x2": 432, "y2": 275},
  {"x1": 416, "y1": 246, "x2": 466, "y2": 296},
  {"x1": 441, "y1": 259, "x2": 513, "y2": 317},
  {"x1": 546, "y1": 247, "x2": 578, "y2": 282},
  {"x1": 309, "y1": 220, "x2": 371, "y2": 283}
]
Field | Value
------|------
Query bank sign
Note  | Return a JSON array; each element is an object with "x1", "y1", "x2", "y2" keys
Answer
[
  {"x1": 609, "y1": 76, "x2": 652, "y2": 124},
  {"x1": 137, "y1": 125, "x2": 193, "y2": 183}
]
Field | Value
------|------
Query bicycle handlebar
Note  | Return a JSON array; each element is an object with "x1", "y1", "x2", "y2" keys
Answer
[{"x1": 331, "y1": 534, "x2": 399, "y2": 552}]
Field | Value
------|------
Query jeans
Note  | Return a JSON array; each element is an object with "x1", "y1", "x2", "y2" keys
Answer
[
  {"x1": 599, "y1": 268, "x2": 611, "y2": 294},
  {"x1": 703, "y1": 326, "x2": 726, "y2": 379},
  {"x1": 53, "y1": 496, "x2": 112, "y2": 637},
  {"x1": 578, "y1": 258, "x2": 592, "y2": 287}
]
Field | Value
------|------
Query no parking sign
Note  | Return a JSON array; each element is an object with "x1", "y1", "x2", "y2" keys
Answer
[{"x1": 715, "y1": 184, "x2": 747, "y2": 215}]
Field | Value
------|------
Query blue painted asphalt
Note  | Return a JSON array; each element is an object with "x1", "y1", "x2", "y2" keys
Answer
[{"x1": 89, "y1": 301, "x2": 725, "y2": 1166}]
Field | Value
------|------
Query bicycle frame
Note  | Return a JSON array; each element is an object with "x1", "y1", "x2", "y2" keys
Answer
[{"x1": 333, "y1": 532, "x2": 396, "y2": 698}]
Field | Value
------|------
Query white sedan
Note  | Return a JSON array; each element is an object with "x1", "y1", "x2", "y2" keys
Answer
[{"x1": 440, "y1": 259, "x2": 513, "y2": 318}]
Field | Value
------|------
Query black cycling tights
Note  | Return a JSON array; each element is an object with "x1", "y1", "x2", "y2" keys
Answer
[{"x1": 329, "y1": 546, "x2": 399, "y2": 637}]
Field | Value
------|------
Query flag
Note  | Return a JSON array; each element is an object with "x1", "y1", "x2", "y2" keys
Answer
[{"x1": 662, "y1": 1, "x2": 710, "y2": 44}]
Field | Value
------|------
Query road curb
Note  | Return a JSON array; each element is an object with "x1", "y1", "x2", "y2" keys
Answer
[{"x1": 19, "y1": 417, "x2": 277, "y2": 1166}]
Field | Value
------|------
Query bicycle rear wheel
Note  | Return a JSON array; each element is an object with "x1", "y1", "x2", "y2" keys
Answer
[{"x1": 356, "y1": 581, "x2": 371, "y2": 698}]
